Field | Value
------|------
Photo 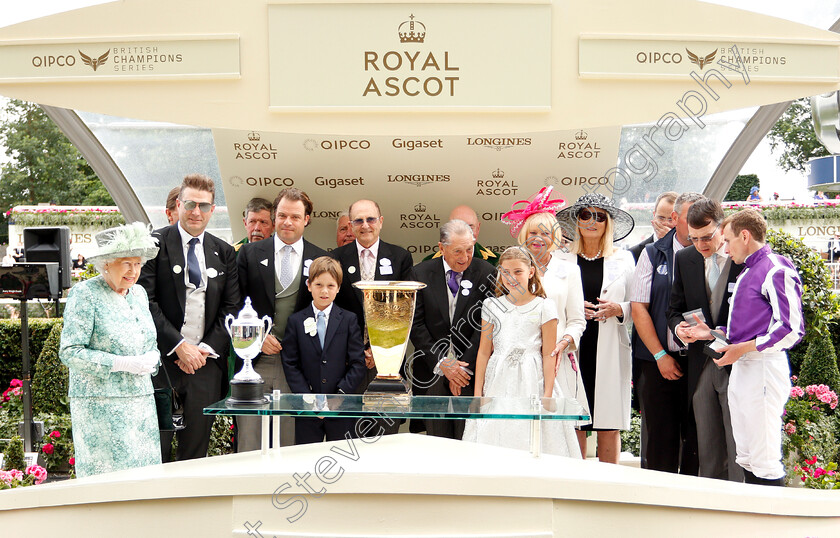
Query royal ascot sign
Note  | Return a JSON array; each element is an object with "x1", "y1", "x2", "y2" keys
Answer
[
  {"x1": 267, "y1": 4, "x2": 551, "y2": 109},
  {"x1": 0, "y1": 36, "x2": 240, "y2": 82},
  {"x1": 579, "y1": 37, "x2": 840, "y2": 82}
]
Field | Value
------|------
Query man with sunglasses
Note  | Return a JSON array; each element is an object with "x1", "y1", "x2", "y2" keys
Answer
[
  {"x1": 630, "y1": 192, "x2": 703, "y2": 476},
  {"x1": 667, "y1": 199, "x2": 743, "y2": 482},
  {"x1": 330, "y1": 199, "x2": 413, "y2": 393},
  {"x1": 140, "y1": 174, "x2": 241, "y2": 462}
]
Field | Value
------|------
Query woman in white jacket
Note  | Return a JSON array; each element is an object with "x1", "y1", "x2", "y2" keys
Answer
[
  {"x1": 555, "y1": 193, "x2": 636, "y2": 464},
  {"x1": 502, "y1": 188, "x2": 588, "y2": 451}
]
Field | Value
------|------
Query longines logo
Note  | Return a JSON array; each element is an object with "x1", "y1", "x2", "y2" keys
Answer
[
  {"x1": 79, "y1": 50, "x2": 109, "y2": 71},
  {"x1": 233, "y1": 141, "x2": 278, "y2": 160},
  {"x1": 400, "y1": 204, "x2": 440, "y2": 229},
  {"x1": 314, "y1": 210, "x2": 342, "y2": 219},
  {"x1": 544, "y1": 175, "x2": 609, "y2": 187},
  {"x1": 475, "y1": 169, "x2": 519, "y2": 196},
  {"x1": 386, "y1": 174, "x2": 450, "y2": 187},
  {"x1": 466, "y1": 137, "x2": 532, "y2": 151},
  {"x1": 557, "y1": 130, "x2": 602, "y2": 159},
  {"x1": 30, "y1": 45, "x2": 184, "y2": 72},
  {"x1": 391, "y1": 138, "x2": 443, "y2": 151},
  {"x1": 686, "y1": 49, "x2": 716, "y2": 70},
  {"x1": 304, "y1": 139, "x2": 371, "y2": 151},
  {"x1": 314, "y1": 175, "x2": 366, "y2": 188},
  {"x1": 363, "y1": 14, "x2": 460, "y2": 98}
]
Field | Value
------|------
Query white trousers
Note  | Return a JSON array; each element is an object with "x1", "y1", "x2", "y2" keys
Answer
[{"x1": 728, "y1": 351, "x2": 790, "y2": 480}]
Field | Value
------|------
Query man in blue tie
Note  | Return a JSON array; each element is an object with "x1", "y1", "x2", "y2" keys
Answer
[
  {"x1": 140, "y1": 174, "x2": 241, "y2": 461},
  {"x1": 281, "y1": 257, "x2": 366, "y2": 443}
]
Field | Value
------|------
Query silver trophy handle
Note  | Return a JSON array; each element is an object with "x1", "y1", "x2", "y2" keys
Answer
[
  {"x1": 224, "y1": 312, "x2": 235, "y2": 336},
  {"x1": 261, "y1": 315, "x2": 273, "y2": 347}
]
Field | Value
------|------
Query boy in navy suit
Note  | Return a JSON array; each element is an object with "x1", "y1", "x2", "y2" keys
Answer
[{"x1": 281, "y1": 257, "x2": 367, "y2": 444}]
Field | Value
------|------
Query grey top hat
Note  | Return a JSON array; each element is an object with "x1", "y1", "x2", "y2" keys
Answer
[
  {"x1": 556, "y1": 192, "x2": 635, "y2": 242},
  {"x1": 86, "y1": 222, "x2": 160, "y2": 263}
]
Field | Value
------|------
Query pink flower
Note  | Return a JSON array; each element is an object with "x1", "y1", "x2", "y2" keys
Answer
[
  {"x1": 814, "y1": 468, "x2": 826, "y2": 479},
  {"x1": 805, "y1": 455, "x2": 818, "y2": 466},
  {"x1": 68, "y1": 457, "x2": 75, "y2": 466},
  {"x1": 9, "y1": 469, "x2": 23, "y2": 481},
  {"x1": 784, "y1": 422, "x2": 796, "y2": 435},
  {"x1": 25, "y1": 465, "x2": 47, "y2": 485},
  {"x1": 790, "y1": 386, "x2": 804, "y2": 398},
  {"x1": 49, "y1": 430, "x2": 60, "y2": 439},
  {"x1": 9, "y1": 379, "x2": 22, "y2": 388},
  {"x1": 41, "y1": 443, "x2": 54, "y2": 455}
]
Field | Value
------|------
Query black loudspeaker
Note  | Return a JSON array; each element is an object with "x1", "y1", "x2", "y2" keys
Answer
[{"x1": 23, "y1": 226, "x2": 71, "y2": 290}]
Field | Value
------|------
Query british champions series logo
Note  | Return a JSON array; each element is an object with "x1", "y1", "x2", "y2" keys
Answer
[
  {"x1": 363, "y1": 14, "x2": 459, "y2": 98},
  {"x1": 79, "y1": 50, "x2": 109, "y2": 71},
  {"x1": 686, "y1": 49, "x2": 716, "y2": 70}
]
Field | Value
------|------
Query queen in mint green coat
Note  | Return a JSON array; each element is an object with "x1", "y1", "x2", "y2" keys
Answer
[{"x1": 60, "y1": 223, "x2": 162, "y2": 477}]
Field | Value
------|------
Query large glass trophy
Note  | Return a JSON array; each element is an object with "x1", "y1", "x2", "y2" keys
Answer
[
  {"x1": 225, "y1": 297, "x2": 272, "y2": 406},
  {"x1": 352, "y1": 281, "x2": 426, "y2": 405}
]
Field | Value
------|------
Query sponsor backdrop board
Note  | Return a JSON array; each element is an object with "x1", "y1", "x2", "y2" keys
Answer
[{"x1": 213, "y1": 127, "x2": 621, "y2": 261}]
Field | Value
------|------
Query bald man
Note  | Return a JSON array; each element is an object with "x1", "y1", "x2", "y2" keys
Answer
[{"x1": 422, "y1": 205, "x2": 498, "y2": 265}]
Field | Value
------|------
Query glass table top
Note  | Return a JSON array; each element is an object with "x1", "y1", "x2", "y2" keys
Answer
[{"x1": 204, "y1": 394, "x2": 589, "y2": 421}]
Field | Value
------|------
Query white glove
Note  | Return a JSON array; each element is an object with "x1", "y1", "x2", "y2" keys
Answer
[
  {"x1": 112, "y1": 355, "x2": 155, "y2": 375},
  {"x1": 139, "y1": 350, "x2": 160, "y2": 368}
]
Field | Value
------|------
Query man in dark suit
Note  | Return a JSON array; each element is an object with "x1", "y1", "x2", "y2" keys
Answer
[
  {"x1": 828, "y1": 234, "x2": 840, "y2": 263},
  {"x1": 139, "y1": 174, "x2": 240, "y2": 461},
  {"x1": 409, "y1": 219, "x2": 495, "y2": 439},
  {"x1": 236, "y1": 187, "x2": 327, "y2": 450},
  {"x1": 281, "y1": 257, "x2": 366, "y2": 444},
  {"x1": 330, "y1": 199, "x2": 413, "y2": 385},
  {"x1": 629, "y1": 191, "x2": 677, "y2": 262},
  {"x1": 668, "y1": 199, "x2": 744, "y2": 481}
]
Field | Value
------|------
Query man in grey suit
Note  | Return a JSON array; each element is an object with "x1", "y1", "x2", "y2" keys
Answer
[
  {"x1": 668, "y1": 198, "x2": 744, "y2": 481},
  {"x1": 236, "y1": 188, "x2": 327, "y2": 450}
]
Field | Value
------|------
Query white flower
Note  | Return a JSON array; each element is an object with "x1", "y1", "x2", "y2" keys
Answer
[
  {"x1": 461, "y1": 279, "x2": 473, "y2": 289},
  {"x1": 348, "y1": 266, "x2": 357, "y2": 274},
  {"x1": 206, "y1": 267, "x2": 218, "y2": 278},
  {"x1": 379, "y1": 257, "x2": 391, "y2": 266},
  {"x1": 304, "y1": 317, "x2": 317, "y2": 336}
]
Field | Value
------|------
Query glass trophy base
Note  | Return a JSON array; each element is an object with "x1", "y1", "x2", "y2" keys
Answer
[
  {"x1": 227, "y1": 378, "x2": 269, "y2": 407},
  {"x1": 363, "y1": 377, "x2": 410, "y2": 407}
]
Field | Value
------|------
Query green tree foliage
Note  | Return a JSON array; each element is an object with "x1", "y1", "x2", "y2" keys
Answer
[
  {"x1": 725, "y1": 173, "x2": 758, "y2": 202},
  {"x1": 0, "y1": 99, "x2": 114, "y2": 214},
  {"x1": 767, "y1": 98, "x2": 830, "y2": 172},
  {"x1": 32, "y1": 322, "x2": 69, "y2": 416},
  {"x1": 797, "y1": 331, "x2": 840, "y2": 394},
  {"x1": 766, "y1": 229, "x2": 840, "y2": 342},
  {"x1": 3, "y1": 435, "x2": 25, "y2": 471}
]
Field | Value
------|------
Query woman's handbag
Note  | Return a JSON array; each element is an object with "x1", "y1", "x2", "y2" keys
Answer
[{"x1": 154, "y1": 362, "x2": 186, "y2": 432}]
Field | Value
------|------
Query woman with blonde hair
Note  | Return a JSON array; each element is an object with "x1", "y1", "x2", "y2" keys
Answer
[
  {"x1": 556, "y1": 193, "x2": 636, "y2": 463},
  {"x1": 502, "y1": 187, "x2": 588, "y2": 442}
]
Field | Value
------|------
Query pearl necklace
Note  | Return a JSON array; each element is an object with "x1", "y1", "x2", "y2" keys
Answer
[{"x1": 580, "y1": 250, "x2": 602, "y2": 261}]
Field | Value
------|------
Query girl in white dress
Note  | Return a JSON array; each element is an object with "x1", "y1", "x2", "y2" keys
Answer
[{"x1": 462, "y1": 247, "x2": 581, "y2": 457}]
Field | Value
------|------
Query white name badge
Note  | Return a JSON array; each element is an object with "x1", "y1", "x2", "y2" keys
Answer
[{"x1": 728, "y1": 282, "x2": 736, "y2": 293}]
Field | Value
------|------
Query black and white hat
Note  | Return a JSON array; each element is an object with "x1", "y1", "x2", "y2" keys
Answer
[{"x1": 556, "y1": 192, "x2": 635, "y2": 242}]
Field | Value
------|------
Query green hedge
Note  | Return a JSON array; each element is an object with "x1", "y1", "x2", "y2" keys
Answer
[
  {"x1": 32, "y1": 322, "x2": 69, "y2": 416},
  {"x1": 0, "y1": 319, "x2": 63, "y2": 389}
]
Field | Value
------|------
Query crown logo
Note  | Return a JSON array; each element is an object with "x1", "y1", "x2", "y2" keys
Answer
[
  {"x1": 248, "y1": 131, "x2": 261, "y2": 142},
  {"x1": 491, "y1": 168, "x2": 505, "y2": 179},
  {"x1": 575, "y1": 130, "x2": 588, "y2": 141},
  {"x1": 399, "y1": 14, "x2": 426, "y2": 43},
  {"x1": 415, "y1": 202, "x2": 427, "y2": 212}
]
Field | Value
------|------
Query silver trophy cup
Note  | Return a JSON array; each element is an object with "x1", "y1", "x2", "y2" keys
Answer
[{"x1": 225, "y1": 297, "x2": 272, "y2": 405}]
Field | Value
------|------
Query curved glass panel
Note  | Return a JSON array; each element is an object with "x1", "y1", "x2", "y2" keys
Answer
[
  {"x1": 75, "y1": 111, "x2": 230, "y2": 240},
  {"x1": 703, "y1": 1, "x2": 840, "y2": 29},
  {"x1": 617, "y1": 107, "x2": 755, "y2": 243}
]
